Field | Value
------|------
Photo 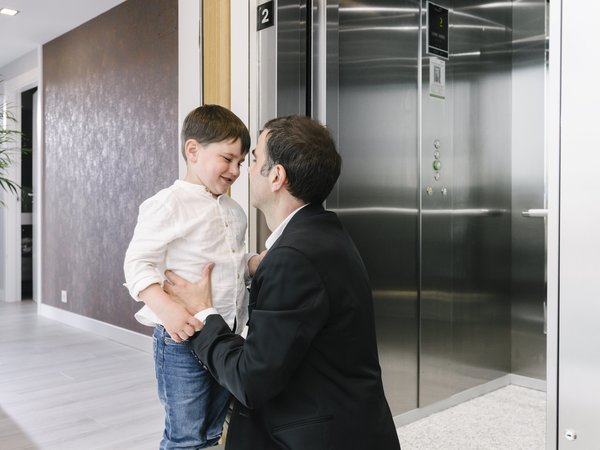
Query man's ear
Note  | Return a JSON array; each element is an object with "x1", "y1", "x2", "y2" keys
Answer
[
  {"x1": 185, "y1": 139, "x2": 200, "y2": 162},
  {"x1": 270, "y1": 164, "x2": 287, "y2": 192}
]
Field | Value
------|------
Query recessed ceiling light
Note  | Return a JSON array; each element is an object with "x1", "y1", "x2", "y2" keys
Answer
[{"x1": 0, "y1": 8, "x2": 19, "y2": 16}]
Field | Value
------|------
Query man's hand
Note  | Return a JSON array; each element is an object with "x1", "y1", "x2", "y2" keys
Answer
[{"x1": 164, "y1": 262, "x2": 215, "y2": 316}]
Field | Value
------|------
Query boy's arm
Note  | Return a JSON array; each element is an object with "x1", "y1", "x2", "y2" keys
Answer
[
  {"x1": 139, "y1": 284, "x2": 201, "y2": 342},
  {"x1": 124, "y1": 193, "x2": 177, "y2": 302}
]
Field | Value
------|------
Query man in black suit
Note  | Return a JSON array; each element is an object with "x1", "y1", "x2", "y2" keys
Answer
[{"x1": 165, "y1": 115, "x2": 401, "y2": 450}]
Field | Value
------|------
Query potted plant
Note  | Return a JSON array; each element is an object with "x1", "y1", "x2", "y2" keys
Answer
[{"x1": 0, "y1": 93, "x2": 26, "y2": 205}]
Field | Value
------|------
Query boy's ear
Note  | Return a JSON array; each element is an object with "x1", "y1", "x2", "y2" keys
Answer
[{"x1": 185, "y1": 139, "x2": 200, "y2": 162}]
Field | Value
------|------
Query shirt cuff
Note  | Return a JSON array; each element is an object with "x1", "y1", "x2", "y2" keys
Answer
[{"x1": 194, "y1": 308, "x2": 219, "y2": 325}]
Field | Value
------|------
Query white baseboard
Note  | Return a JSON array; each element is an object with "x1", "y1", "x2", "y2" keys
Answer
[
  {"x1": 38, "y1": 303, "x2": 152, "y2": 353},
  {"x1": 2, "y1": 290, "x2": 20, "y2": 302}
]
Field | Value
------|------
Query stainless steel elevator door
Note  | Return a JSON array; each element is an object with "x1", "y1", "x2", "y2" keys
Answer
[
  {"x1": 419, "y1": 0, "x2": 513, "y2": 406},
  {"x1": 254, "y1": 0, "x2": 547, "y2": 418},
  {"x1": 256, "y1": 0, "x2": 309, "y2": 250},
  {"x1": 510, "y1": 0, "x2": 547, "y2": 380},
  {"x1": 330, "y1": 0, "x2": 421, "y2": 415}
]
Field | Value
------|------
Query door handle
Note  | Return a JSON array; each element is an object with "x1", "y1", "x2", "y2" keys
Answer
[{"x1": 521, "y1": 208, "x2": 547, "y2": 218}]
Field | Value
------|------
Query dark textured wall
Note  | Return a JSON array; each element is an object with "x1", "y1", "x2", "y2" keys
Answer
[{"x1": 43, "y1": 0, "x2": 178, "y2": 334}]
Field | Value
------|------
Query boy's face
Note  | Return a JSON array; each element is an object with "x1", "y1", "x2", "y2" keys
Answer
[{"x1": 186, "y1": 138, "x2": 245, "y2": 196}]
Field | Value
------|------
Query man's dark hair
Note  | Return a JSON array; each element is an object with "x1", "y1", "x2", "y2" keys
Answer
[
  {"x1": 262, "y1": 115, "x2": 341, "y2": 204},
  {"x1": 181, "y1": 105, "x2": 251, "y2": 160}
]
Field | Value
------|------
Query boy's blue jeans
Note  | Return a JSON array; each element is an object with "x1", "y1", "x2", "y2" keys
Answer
[{"x1": 153, "y1": 325, "x2": 231, "y2": 449}]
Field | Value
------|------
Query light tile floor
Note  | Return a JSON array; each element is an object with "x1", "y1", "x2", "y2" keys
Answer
[
  {"x1": 1, "y1": 301, "x2": 546, "y2": 449},
  {"x1": 397, "y1": 385, "x2": 546, "y2": 450}
]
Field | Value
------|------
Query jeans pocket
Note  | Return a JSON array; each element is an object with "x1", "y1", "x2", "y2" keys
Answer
[{"x1": 163, "y1": 334, "x2": 180, "y2": 345}]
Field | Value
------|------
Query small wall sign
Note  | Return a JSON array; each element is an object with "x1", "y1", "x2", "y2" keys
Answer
[
  {"x1": 429, "y1": 57, "x2": 446, "y2": 99},
  {"x1": 257, "y1": 1, "x2": 274, "y2": 31}
]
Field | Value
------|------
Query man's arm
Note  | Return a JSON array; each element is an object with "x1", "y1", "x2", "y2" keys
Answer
[{"x1": 166, "y1": 249, "x2": 329, "y2": 409}]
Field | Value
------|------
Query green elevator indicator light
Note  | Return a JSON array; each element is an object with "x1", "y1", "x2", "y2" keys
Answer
[{"x1": 433, "y1": 160, "x2": 442, "y2": 171}]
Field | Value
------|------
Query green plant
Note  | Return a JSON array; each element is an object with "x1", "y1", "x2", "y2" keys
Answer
[{"x1": 0, "y1": 97, "x2": 26, "y2": 204}]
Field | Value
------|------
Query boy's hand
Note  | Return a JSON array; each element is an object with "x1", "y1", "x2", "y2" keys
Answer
[
  {"x1": 248, "y1": 250, "x2": 267, "y2": 277},
  {"x1": 164, "y1": 262, "x2": 215, "y2": 315},
  {"x1": 138, "y1": 283, "x2": 201, "y2": 343},
  {"x1": 159, "y1": 300, "x2": 203, "y2": 343}
]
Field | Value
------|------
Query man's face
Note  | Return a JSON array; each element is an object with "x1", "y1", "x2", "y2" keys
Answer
[{"x1": 248, "y1": 129, "x2": 270, "y2": 209}]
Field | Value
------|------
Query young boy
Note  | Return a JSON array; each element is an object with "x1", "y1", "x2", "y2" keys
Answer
[{"x1": 124, "y1": 105, "x2": 261, "y2": 449}]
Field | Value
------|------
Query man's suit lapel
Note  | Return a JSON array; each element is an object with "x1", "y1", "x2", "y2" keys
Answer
[{"x1": 247, "y1": 203, "x2": 324, "y2": 318}]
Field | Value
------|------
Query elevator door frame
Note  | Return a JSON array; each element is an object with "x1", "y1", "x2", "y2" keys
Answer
[{"x1": 242, "y1": 1, "x2": 556, "y2": 442}]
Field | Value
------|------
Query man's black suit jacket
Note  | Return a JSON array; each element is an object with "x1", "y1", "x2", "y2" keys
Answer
[{"x1": 189, "y1": 203, "x2": 401, "y2": 450}]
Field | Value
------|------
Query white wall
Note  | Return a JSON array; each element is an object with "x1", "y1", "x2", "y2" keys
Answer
[
  {"x1": 230, "y1": 0, "x2": 250, "y2": 226},
  {"x1": 0, "y1": 50, "x2": 38, "y2": 81},
  {"x1": 179, "y1": 1, "x2": 251, "y2": 246},
  {"x1": 178, "y1": 0, "x2": 201, "y2": 180},
  {"x1": 0, "y1": 50, "x2": 39, "y2": 302}
]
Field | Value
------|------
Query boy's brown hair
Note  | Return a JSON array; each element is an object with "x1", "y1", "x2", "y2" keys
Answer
[{"x1": 181, "y1": 105, "x2": 251, "y2": 160}]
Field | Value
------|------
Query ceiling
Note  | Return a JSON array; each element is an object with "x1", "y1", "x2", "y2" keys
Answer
[{"x1": 0, "y1": 0, "x2": 126, "y2": 69}]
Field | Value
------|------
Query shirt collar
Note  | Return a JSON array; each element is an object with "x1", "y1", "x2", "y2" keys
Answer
[
  {"x1": 175, "y1": 179, "x2": 218, "y2": 199},
  {"x1": 265, "y1": 204, "x2": 309, "y2": 250}
]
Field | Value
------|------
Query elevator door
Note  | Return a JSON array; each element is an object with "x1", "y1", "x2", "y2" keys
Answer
[
  {"x1": 419, "y1": 0, "x2": 513, "y2": 406},
  {"x1": 254, "y1": 0, "x2": 546, "y2": 417},
  {"x1": 330, "y1": 0, "x2": 421, "y2": 414},
  {"x1": 255, "y1": 0, "x2": 308, "y2": 249},
  {"x1": 255, "y1": 3, "x2": 421, "y2": 414}
]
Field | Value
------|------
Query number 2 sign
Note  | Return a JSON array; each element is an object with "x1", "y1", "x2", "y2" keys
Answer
[{"x1": 257, "y1": 1, "x2": 274, "y2": 31}]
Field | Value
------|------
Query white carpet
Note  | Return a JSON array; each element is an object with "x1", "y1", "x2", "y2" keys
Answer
[{"x1": 397, "y1": 385, "x2": 546, "y2": 450}]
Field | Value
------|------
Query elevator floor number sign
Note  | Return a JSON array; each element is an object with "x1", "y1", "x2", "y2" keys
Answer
[
  {"x1": 427, "y1": 2, "x2": 449, "y2": 59},
  {"x1": 258, "y1": 1, "x2": 274, "y2": 31}
]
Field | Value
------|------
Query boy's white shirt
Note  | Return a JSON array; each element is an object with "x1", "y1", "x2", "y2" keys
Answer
[
  {"x1": 124, "y1": 179, "x2": 252, "y2": 334},
  {"x1": 195, "y1": 203, "x2": 309, "y2": 336}
]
